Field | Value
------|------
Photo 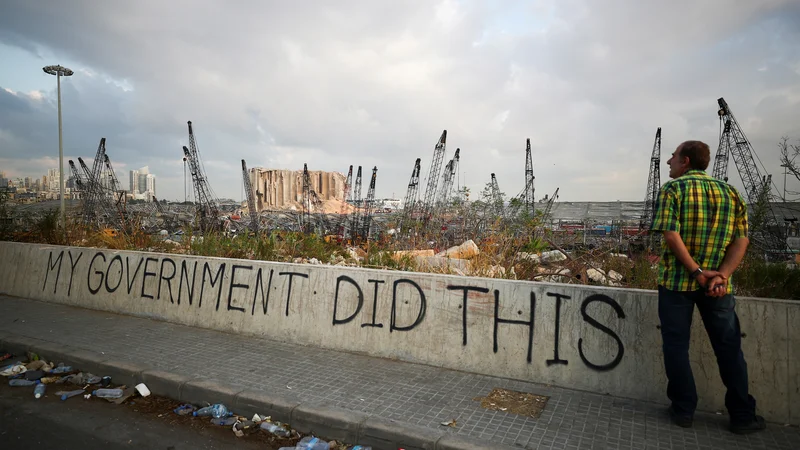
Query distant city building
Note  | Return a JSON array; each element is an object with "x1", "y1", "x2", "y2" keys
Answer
[
  {"x1": 47, "y1": 168, "x2": 60, "y2": 191},
  {"x1": 129, "y1": 166, "x2": 156, "y2": 201}
]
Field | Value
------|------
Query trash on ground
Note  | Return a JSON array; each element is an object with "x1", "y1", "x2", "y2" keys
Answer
[
  {"x1": 193, "y1": 403, "x2": 231, "y2": 418},
  {"x1": 100, "y1": 376, "x2": 112, "y2": 387},
  {"x1": 34, "y1": 383, "x2": 46, "y2": 399},
  {"x1": 24, "y1": 369, "x2": 45, "y2": 381},
  {"x1": 58, "y1": 389, "x2": 85, "y2": 401},
  {"x1": 211, "y1": 416, "x2": 238, "y2": 426},
  {"x1": 134, "y1": 383, "x2": 151, "y2": 397},
  {"x1": 0, "y1": 353, "x2": 12, "y2": 362},
  {"x1": 296, "y1": 436, "x2": 330, "y2": 450},
  {"x1": 93, "y1": 388, "x2": 124, "y2": 399},
  {"x1": 173, "y1": 404, "x2": 196, "y2": 415},
  {"x1": 111, "y1": 387, "x2": 136, "y2": 404},
  {"x1": 50, "y1": 363, "x2": 73, "y2": 374},
  {"x1": 9, "y1": 379, "x2": 37, "y2": 387},
  {"x1": 439, "y1": 419, "x2": 457, "y2": 427},
  {"x1": 0, "y1": 363, "x2": 27, "y2": 377},
  {"x1": 260, "y1": 420, "x2": 291, "y2": 437},
  {"x1": 351, "y1": 446, "x2": 372, "y2": 450},
  {"x1": 232, "y1": 419, "x2": 259, "y2": 437}
]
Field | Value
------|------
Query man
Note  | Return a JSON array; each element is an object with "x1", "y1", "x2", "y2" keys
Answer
[{"x1": 650, "y1": 140, "x2": 765, "y2": 434}]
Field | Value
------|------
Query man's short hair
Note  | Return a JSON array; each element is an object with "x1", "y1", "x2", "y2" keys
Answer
[{"x1": 679, "y1": 141, "x2": 711, "y2": 170}]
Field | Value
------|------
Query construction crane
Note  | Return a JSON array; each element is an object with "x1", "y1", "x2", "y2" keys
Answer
[
  {"x1": 489, "y1": 173, "x2": 504, "y2": 219},
  {"x1": 716, "y1": 97, "x2": 789, "y2": 256},
  {"x1": 301, "y1": 163, "x2": 312, "y2": 233},
  {"x1": 437, "y1": 148, "x2": 460, "y2": 207},
  {"x1": 542, "y1": 187, "x2": 560, "y2": 225},
  {"x1": 640, "y1": 127, "x2": 662, "y2": 231},
  {"x1": 182, "y1": 121, "x2": 220, "y2": 233},
  {"x1": 102, "y1": 153, "x2": 127, "y2": 230},
  {"x1": 524, "y1": 139, "x2": 535, "y2": 215},
  {"x1": 338, "y1": 165, "x2": 353, "y2": 238},
  {"x1": 349, "y1": 166, "x2": 363, "y2": 240},
  {"x1": 712, "y1": 120, "x2": 732, "y2": 182},
  {"x1": 400, "y1": 158, "x2": 422, "y2": 234},
  {"x1": 241, "y1": 159, "x2": 258, "y2": 233},
  {"x1": 420, "y1": 130, "x2": 447, "y2": 222},
  {"x1": 68, "y1": 160, "x2": 85, "y2": 206},
  {"x1": 360, "y1": 166, "x2": 378, "y2": 240}
]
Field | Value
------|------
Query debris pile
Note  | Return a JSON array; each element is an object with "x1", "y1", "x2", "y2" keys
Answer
[{"x1": 0, "y1": 350, "x2": 371, "y2": 449}]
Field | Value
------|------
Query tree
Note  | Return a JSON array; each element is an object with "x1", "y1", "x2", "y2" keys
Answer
[{"x1": 778, "y1": 136, "x2": 800, "y2": 201}]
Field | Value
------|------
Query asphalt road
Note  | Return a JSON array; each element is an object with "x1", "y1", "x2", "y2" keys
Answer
[{"x1": 0, "y1": 382, "x2": 275, "y2": 450}]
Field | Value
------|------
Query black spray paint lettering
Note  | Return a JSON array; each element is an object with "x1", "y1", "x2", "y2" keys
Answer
[
  {"x1": 178, "y1": 260, "x2": 199, "y2": 305},
  {"x1": 446, "y1": 285, "x2": 490, "y2": 346},
  {"x1": 140, "y1": 257, "x2": 158, "y2": 299},
  {"x1": 67, "y1": 250, "x2": 83, "y2": 296},
  {"x1": 251, "y1": 268, "x2": 274, "y2": 315},
  {"x1": 546, "y1": 292, "x2": 570, "y2": 366},
  {"x1": 332, "y1": 275, "x2": 364, "y2": 326},
  {"x1": 43, "y1": 250, "x2": 64, "y2": 294},
  {"x1": 578, "y1": 294, "x2": 626, "y2": 371},
  {"x1": 125, "y1": 257, "x2": 144, "y2": 295},
  {"x1": 226, "y1": 264, "x2": 252, "y2": 313},
  {"x1": 390, "y1": 279, "x2": 426, "y2": 332},
  {"x1": 201, "y1": 262, "x2": 226, "y2": 310},
  {"x1": 158, "y1": 258, "x2": 177, "y2": 303},
  {"x1": 87, "y1": 252, "x2": 106, "y2": 295},
  {"x1": 278, "y1": 272, "x2": 309, "y2": 317},
  {"x1": 361, "y1": 279, "x2": 385, "y2": 328},
  {"x1": 104, "y1": 255, "x2": 124, "y2": 293},
  {"x1": 493, "y1": 290, "x2": 535, "y2": 363}
]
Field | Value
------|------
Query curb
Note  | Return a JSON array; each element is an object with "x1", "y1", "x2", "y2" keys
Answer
[{"x1": 1, "y1": 332, "x2": 518, "y2": 450}]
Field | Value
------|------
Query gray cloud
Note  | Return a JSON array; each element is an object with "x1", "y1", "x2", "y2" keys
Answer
[{"x1": 1, "y1": 0, "x2": 798, "y2": 202}]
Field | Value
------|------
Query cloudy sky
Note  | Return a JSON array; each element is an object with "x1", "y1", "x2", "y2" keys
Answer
[{"x1": 1, "y1": 0, "x2": 799, "y2": 202}]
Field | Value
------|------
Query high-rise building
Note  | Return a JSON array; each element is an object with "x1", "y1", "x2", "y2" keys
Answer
[
  {"x1": 47, "y1": 168, "x2": 60, "y2": 191},
  {"x1": 129, "y1": 166, "x2": 156, "y2": 201}
]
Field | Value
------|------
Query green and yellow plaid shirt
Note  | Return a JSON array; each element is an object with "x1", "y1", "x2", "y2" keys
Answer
[{"x1": 651, "y1": 169, "x2": 748, "y2": 292}]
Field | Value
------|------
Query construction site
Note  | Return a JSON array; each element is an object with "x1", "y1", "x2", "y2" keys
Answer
[{"x1": 3, "y1": 97, "x2": 799, "y2": 297}]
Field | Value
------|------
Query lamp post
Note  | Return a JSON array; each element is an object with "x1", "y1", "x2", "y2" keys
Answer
[{"x1": 42, "y1": 65, "x2": 74, "y2": 229}]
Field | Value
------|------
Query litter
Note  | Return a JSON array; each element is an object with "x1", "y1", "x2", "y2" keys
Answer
[
  {"x1": 58, "y1": 389, "x2": 85, "y2": 401},
  {"x1": 193, "y1": 404, "x2": 232, "y2": 418},
  {"x1": 134, "y1": 383, "x2": 151, "y2": 397},
  {"x1": 173, "y1": 404, "x2": 196, "y2": 416}
]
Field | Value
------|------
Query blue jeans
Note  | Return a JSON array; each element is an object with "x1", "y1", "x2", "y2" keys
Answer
[{"x1": 658, "y1": 286, "x2": 756, "y2": 424}]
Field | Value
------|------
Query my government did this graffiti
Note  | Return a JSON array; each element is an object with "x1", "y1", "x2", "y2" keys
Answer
[{"x1": 41, "y1": 248, "x2": 626, "y2": 371}]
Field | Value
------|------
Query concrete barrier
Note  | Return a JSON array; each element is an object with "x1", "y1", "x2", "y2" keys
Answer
[{"x1": 1, "y1": 241, "x2": 798, "y2": 425}]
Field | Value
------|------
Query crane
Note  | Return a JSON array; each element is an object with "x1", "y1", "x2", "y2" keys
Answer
[
  {"x1": 338, "y1": 165, "x2": 353, "y2": 239},
  {"x1": 361, "y1": 166, "x2": 378, "y2": 240},
  {"x1": 640, "y1": 127, "x2": 662, "y2": 231},
  {"x1": 524, "y1": 139, "x2": 535, "y2": 216},
  {"x1": 349, "y1": 166, "x2": 363, "y2": 240},
  {"x1": 301, "y1": 163, "x2": 311, "y2": 233},
  {"x1": 712, "y1": 120, "x2": 732, "y2": 182},
  {"x1": 542, "y1": 187, "x2": 560, "y2": 225},
  {"x1": 420, "y1": 130, "x2": 447, "y2": 222},
  {"x1": 716, "y1": 98, "x2": 789, "y2": 256},
  {"x1": 182, "y1": 121, "x2": 220, "y2": 233},
  {"x1": 489, "y1": 173, "x2": 504, "y2": 219},
  {"x1": 241, "y1": 159, "x2": 258, "y2": 233},
  {"x1": 400, "y1": 158, "x2": 421, "y2": 234},
  {"x1": 437, "y1": 148, "x2": 460, "y2": 207}
]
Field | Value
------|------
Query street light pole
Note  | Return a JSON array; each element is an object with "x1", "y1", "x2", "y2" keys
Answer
[{"x1": 43, "y1": 65, "x2": 74, "y2": 230}]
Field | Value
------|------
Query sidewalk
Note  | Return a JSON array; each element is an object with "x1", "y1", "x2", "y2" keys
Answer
[{"x1": 1, "y1": 295, "x2": 797, "y2": 450}]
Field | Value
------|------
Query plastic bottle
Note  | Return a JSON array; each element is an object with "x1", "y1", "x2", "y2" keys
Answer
[
  {"x1": 92, "y1": 388, "x2": 124, "y2": 399},
  {"x1": 9, "y1": 379, "x2": 37, "y2": 387},
  {"x1": 296, "y1": 436, "x2": 330, "y2": 450},
  {"x1": 351, "y1": 446, "x2": 372, "y2": 450},
  {"x1": 34, "y1": 383, "x2": 46, "y2": 399},
  {"x1": 60, "y1": 389, "x2": 85, "y2": 401},
  {"x1": 50, "y1": 364, "x2": 73, "y2": 374},
  {"x1": 210, "y1": 417, "x2": 238, "y2": 426},
  {"x1": 259, "y1": 421, "x2": 291, "y2": 437},
  {"x1": 192, "y1": 404, "x2": 231, "y2": 418}
]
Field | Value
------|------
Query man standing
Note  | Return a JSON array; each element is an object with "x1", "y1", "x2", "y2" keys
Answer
[{"x1": 651, "y1": 140, "x2": 765, "y2": 434}]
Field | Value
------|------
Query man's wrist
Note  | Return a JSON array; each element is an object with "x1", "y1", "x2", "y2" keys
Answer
[{"x1": 689, "y1": 267, "x2": 703, "y2": 279}]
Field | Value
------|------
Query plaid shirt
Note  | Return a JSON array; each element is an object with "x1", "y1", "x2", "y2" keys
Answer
[{"x1": 651, "y1": 169, "x2": 748, "y2": 292}]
